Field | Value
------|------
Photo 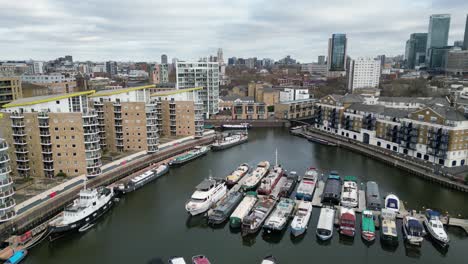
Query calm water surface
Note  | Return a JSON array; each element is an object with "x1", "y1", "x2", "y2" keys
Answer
[{"x1": 26, "y1": 128, "x2": 468, "y2": 264}]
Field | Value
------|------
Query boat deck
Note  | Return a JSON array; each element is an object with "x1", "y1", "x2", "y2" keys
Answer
[
  {"x1": 311, "y1": 180, "x2": 324, "y2": 207},
  {"x1": 270, "y1": 177, "x2": 287, "y2": 198}
]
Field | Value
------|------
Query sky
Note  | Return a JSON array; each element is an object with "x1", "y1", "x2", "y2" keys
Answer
[{"x1": 0, "y1": 0, "x2": 467, "y2": 63}]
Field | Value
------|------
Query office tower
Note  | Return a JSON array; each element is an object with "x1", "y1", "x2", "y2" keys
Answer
[
  {"x1": 426, "y1": 14, "x2": 451, "y2": 62},
  {"x1": 1, "y1": 91, "x2": 103, "y2": 179},
  {"x1": 161, "y1": 54, "x2": 168, "y2": 64},
  {"x1": 327, "y1": 34, "x2": 347, "y2": 74},
  {"x1": 318, "y1": 55, "x2": 326, "y2": 65},
  {"x1": 0, "y1": 138, "x2": 16, "y2": 222},
  {"x1": 405, "y1": 33, "x2": 428, "y2": 69},
  {"x1": 176, "y1": 61, "x2": 219, "y2": 117},
  {"x1": 106, "y1": 61, "x2": 118, "y2": 76},
  {"x1": 217, "y1": 49, "x2": 224, "y2": 64},
  {"x1": 464, "y1": 14, "x2": 468, "y2": 50},
  {"x1": 347, "y1": 57, "x2": 381, "y2": 92}
]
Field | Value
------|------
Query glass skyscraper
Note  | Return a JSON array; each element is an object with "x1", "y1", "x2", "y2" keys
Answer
[
  {"x1": 405, "y1": 33, "x2": 427, "y2": 69},
  {"x1": 463, "y1": 14, "x2": 468, "y2": 51},
  {"x1": 426, "y1": 14, "x2": 450, "y2": 64},
  {"x1": 328, "y1": 34, "x2": 347, "y2": 71}
]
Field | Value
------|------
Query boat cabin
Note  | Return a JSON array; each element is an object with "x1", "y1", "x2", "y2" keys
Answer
[{"x1": 366, "y1": 181, "x2": 382, "y2": 210}]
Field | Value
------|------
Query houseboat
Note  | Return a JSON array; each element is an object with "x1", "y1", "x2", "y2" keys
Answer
[
  {"x1": 295, "y1": 168, "x2": 318, "y2": 201},
  {"x1": 229, "y1": 193, "x2": 258, "y2": 228},
  {"x1": 366, "y1": 181, "x2": 382, "y2": 211},
  {"x1": 242, "y1": 161, "x2": 270, "y2": 191},
  {"x1": 208, "y1": 191, "x2": 243, "y2": 225},
  {"x1": 316, "y1": 207, "x2": 335, "y2": 240},
  {"x1": 225, "y1": 163, "x2": 250, "y2": 187},
  {"x1": 290, "y1": 200, "x2": 313, "y2": 237},
  {"x1": 241, "y1": 196, "x2": 276, "y2": 236},
  {"x1": 361, "y1": 210, "x2": 376, "y2": 242},
  {"x1": 263, "y1": 198, "x2": 295, "y2": 233},
  {"x1": 340, "y1": 176, "x2": 358, "y2": 208},
  {"x1": 321, "y1": 171, "x2": 341, "y2": 205},
  {"x1": 339, "y1": 207, "x2": 356, "y2": 237}
]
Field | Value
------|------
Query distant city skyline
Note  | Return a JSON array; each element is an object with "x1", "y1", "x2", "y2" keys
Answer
[{"x1": 0, "y1": 0, "x2": 467, "y2": 62}]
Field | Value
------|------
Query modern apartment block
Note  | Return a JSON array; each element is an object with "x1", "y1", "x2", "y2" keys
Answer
[
  {"x1": 0, "y1": 138, "x2": 16, "y2": 222},
  {"x1": 0, "y1": 91, "x2": 103, "y2": 179},
  {"x1": 89, "y1": 85, "x2": 159, "y2": 154},
  {"x1": 0, "y1": 77, "x2": 22, "y2": 108},
  {"x1": 176, "y1": 61, "x2": 219, "y2": 117},
  {"x1": 445, "y1": 50, "x2": 468, "y2": 75},
  {"x1": 279, "y1": 87, "x2": 310, "y2": 102},
  {"x1": 312, "y1": 94, "x2": 468, "y2": 167},
  {"x1": 347, "y1": 57, "x2": 381, "y2": 92},
  {"x1": 151, "y1": 87, "x2": 204, "y2": 138},
  {"x1": 275, "y1": 99, "x2": 316, "y2": 119},
  {"x1": 231, "y1": 102, "x2": 267, "y2": 120}
]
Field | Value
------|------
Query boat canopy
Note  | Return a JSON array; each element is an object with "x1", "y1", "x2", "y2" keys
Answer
[
  {"x1": 6, "y1": 250, "x2": 26, "y2": 264},
  {"x1": 196, "y1": 179, "x2": 216, "y2": 191},
  {"x1": 386, "y1": 198, "x2": 398, "y2": 209},
  {"x1": 426, "y1": 209, "x2": 441, "y2": 219},
  {"x1": 343, "y1": 175, "x2": 357, "y2": 182},
  {"x1": 328, "y1": 175, "x2": 340, "y2": 180}
]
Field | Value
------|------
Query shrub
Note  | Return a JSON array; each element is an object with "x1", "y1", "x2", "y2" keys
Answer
[{"x1": 56, "y1": 172, "x2": 67, "y2": 178}]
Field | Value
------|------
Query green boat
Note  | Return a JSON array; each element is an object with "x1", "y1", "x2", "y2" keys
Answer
[
  {"x1": 229, "y1": 192, "x2": 257, "y2": 229},
  {"x1": 168, "y1": 146, "x2": 209, "y2": 167},
  {"x1": 361, "y1": 210, "x2": 376, "y2": 242}
]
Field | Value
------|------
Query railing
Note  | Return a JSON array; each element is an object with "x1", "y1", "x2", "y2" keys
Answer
[
  {"x1": 0, "y1": 177, "x2": 13, "y2": 187},
  {"x1": 0, "y1": 199, "x2": 15, "y2": 209}
]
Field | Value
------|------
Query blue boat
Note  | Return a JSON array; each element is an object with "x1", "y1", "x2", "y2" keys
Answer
[{"x1": 5, "y1": 249, "x2": 27, "y2": 264}]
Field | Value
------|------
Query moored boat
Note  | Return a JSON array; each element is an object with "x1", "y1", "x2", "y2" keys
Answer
[
  {"x1": 169, "y1": 257, "x2": 187, "y2": 264},
  {"x1": 230, "y1": 192, "x2": 258, "y2": 228},
  {"x1": 116, "y1": 164, "x2": 169, "y2": 194},
  {"x1": 261, "y1": 255, "x2": 277, "y2": 264},
  {"x1": 321, "y1": 171, "x2": 341, "y2": 205},
  {"x1": 241, "y1": 196, "x2": 276, "y2": 236},
  {"x1": 380, "y1": 208, "x2": 398, "y2": 245},
  {"x1": 169, "y1": 146, "x2": 209, "y2": 167},
  {"x1": 185, "y1": 178, "x2": 227, "y2": 216},
  {"x1": 366, "y1": 181, "x2": 382, "y2": 211},
  {"x1": 221, "y1": 123, "x2": 251, "y2": 130},
  {"x1": 278, "y1": 171, "x2": 298, "y2": 198},
  {"x1": 384, "y1": 194, "x2": 400, "y2": 214},
  {"x1": 361, "y1": 210, "x2": 376, "y2": 242},
  {"x1": 48, "y1": 185, "x2": 114, "y2": 240},
  {"x1": 4, "y1": 249, "x2": 27, "y2": 264},
  {"x1": 403, "y1": 216, "x2": 424, "y2": 246},
  {"x1": 295, "y1": 168, "x2": 317, "y2": 201},
  {"x1": 423, "y1": 209, "x2": 450, "y2": 247},
  {"x1": 242, "y1": 161, "x2": 270, "y2": 191},
  {"x1": 340, "y1": 176, "x2": 358, "y2": 208},
  {"x1": 225, "y1": 163, "x2": 250, "y2": 187},
  {"x1": 192, "y1": 255, "x2": 211, "y2": 264},
  {"x1": 212, "y1": 133, "x2": 248, "y2": 151},
  {"x1": 208, "y1": 191, "x2": 244, "y2": 225},
  {"x1": 263, "y1": 198, "x2": 295, "y2": 233},
  {"x1": 316, "y1": 207, "x2": 335, "y2": 240},
  {"x1": 339, "y1": 207, "x2": 356, "y2": 237},
  {"x1": 258, "y1": 166, "x2": 283, "y2": 195},
  {"x1": 290, "y1": 200, "x2": 313, "y2": 237}
]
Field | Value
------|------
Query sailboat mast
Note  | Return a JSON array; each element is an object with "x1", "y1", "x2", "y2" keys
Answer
[{"x1": 275, "y1": 149, "x2": 278, "y2": 167}]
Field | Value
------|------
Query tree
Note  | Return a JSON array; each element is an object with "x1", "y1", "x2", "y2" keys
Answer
[
  {"x1": 267, "y1": 105, "x2": 275, "y2": 112},
  {"x1": 56, "y1": 171, "x2": 67, "y2": 178}
]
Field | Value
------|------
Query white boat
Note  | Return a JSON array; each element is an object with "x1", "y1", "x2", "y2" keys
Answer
[
  {"x1": 340, "y1": 176, "x2": 358, "y2": 208},
  {"x1": 185, "y1": 178, "x2": 227, "y2": 216},
  {"x1": 384, "y1": 194, "x2": 400, "y2": 214},
  {"x1": 212, "y1": 133, "x2": 248, "y2": 151},
  {"x1": 290, "y1": 200, "x2": 313, "y2": 237},
  {"x1": 229, "y1": 193, "x2": 258, "y2": 228},
  {"x1": 116, "y1": 164, "x2": 169, "y2": 194},
  {"x1": 316, "y1": 207, "x2": 335, "y2": 240},
  {"x1": 222, "y1": 123, "x2": 251, "y2": 130},
  {"x1": 263, "y1": 198, "x2": 295, "y2": 233},
  {"x1": 380, "y1": 208, "x2": 398, "y2": 245},
  {"x1": 403, "y1": 216, "x2": 424, "y2": 246},
  {"x1": 261, "y1": 255, "x2": 277, "y2": 264},
  {"x1": 242, "y1": 161, "x2": 270, "y2": 191},
  {"x1": 258, "y1": 166, "x2": 284, "y2": 195},
  {"x1": 225, "y1": 163, "x2": 250, "y2": 187},
  {"x1": 424, "y1": 209, "x2": 449, "y2": 247},
  {"x1": 169, "y1": 257, "x2": 187, "y2": 264},
  {"x1": 295, "y1": 168, "x2": 317, "y2": 201}
]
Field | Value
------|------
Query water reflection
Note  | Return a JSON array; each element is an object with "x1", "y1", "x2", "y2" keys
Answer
[
  {"x1": 185, "y1": 215, "x2": 208, "y2": 229},
  {"x1": 403, "y1": 242, "x2": 422, "y2": 259},
  {"x1": 261, "y1": 229, "x2": 286, "y2": 244}
]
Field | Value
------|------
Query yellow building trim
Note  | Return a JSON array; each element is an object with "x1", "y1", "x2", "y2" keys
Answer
[
  {"x1": 2, "y1": 90, "x2": 96, "y2": 108},
  {"x1": 150, "y1": 87, "x2": 203, "y2": 97},
  {"x1": 88, "y1": 85, "x2": 156, "y2": 98}
]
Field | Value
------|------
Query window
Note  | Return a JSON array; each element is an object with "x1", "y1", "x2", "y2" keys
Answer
[
  {"x1": 417, "y1": 115, "x2": 424, "y2": 121},
  {"x1": 377, "y1": 142, "x2": 381, "y2": 146},
  {"x1": 57, "y1": 145, "x2": 60, "y2": 148},
  {"x1": 56, "y1": 101, "x2": 60, "y2": 104},
  {"x1": 72, "y1": 136, "x2": 75, "y2": 139},
  {"x1": 423, "y1": 155, "x2": 429, "y2": 160},
  {"x1": 58, "y1": 153, "x2": 62, "y2": 156},
  {"x1": 461, "y1": 160, "x2": 465, "y2": 166},
  {"x1": 393, "y1": 146, "x2": 397, "y2": 151},
  {"x1": 416, "y1": 153, "x2": 422, "y2": 158},
  {"x1": 55, "y1": 127, "x2": 58, "y2": 131},
  {"x1": 430, "y1": 116, "x2": 437, "y2": 123},
  {"x1": 73, "y1": 153, "x2": 76, "y2": 156},
  {"x1": 56, "y1": 136, "x2": 59, "y2": 140},
  {"x1": 71, "y1": 127, "x2": 74, "y2": 131},
  {"x1": 452, "y1": 160, "x2": 457, "y2": 166},
  {"x1": 386, "y1": 144, "x2": 391, "y2": 149}
]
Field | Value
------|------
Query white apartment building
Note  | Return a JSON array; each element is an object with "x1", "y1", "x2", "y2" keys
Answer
[
  {"x1": 28, "y1": 61, "x2": 44, "y2": 74},
  {"x1": 347, "y1": 57, "x2": 381, "y2": 92},
  {"x1": 21, "y1": 73, "x2": 75, "y2": 84},
  {"x1": 279, "y1": 87, "x2": 310, "y2": 102},
  {"x1": 176, "y1": 61, "x2": 219, "y2": 117}
]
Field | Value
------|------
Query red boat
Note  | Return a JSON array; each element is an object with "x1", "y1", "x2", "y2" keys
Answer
[
  {"x1": 192, "y1": 255, "x2": 211, "y2": 264},
  {"x1": 339, "y1": 208, "x2": 356, "y2": 237},
  {"x1": 257, "y1": 166, "x2": 283, "y2": 195}
]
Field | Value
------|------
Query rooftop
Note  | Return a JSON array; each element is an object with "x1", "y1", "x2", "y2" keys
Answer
[
  {"x1": 89, "y1": 84, "x2": 155, "y2": 97},
  {"x1": 220, "y1": 95, "x2": 253, "y2": 102},
  {"x1": 150, "y1": 87, "x2": 203, "y2": 97},
  {"x1": 2, "y1": 90, "x2": 95, "y2": 108}
]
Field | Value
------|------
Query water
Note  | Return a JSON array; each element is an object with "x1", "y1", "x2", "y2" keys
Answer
[{"x1": 25, "y1": 128, "x2": 468, "y2": 264}]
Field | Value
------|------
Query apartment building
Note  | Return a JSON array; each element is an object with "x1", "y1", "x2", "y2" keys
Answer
[
  {"x1": 21, "y1": 73, "x2": 75, "y2": 84},
  {"x1": 89, "y1": 85, "x2": 159, "y2": 154},
  {"x1": 313, "y1": 95, "x2": 468, "y2": 167},
  {"x1": 176, "y1": 61, "x2": 219, "y2": 117},
  {"x1": 0, "y1": 77, "x2": 22, "y2": 108},
  {"x1": 0, "y1": 138, "x2": 16, "y2": 222},
  {"x1": 275, "y1": 99, "x2": 316, "y2": 119},
  {"x1": 0, "y1": 91, "x2": 103, "y2": 178},
  {"x1": 151, "y1": 87, "x2": 204, "y2": 138},
  {"x1": 232, "y1": 102, "x2": 267, "y2": 120},
  {"x1": 279, "y1": 87, "x2": 310, "y2": 102},
  {"x1": 347, "y1": 57, "x2": 381, "y2": 92}
]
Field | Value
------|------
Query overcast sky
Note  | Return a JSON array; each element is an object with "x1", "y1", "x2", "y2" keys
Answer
[{"x1": 0, "y1": 0, "x2": 467, "y2": 62}]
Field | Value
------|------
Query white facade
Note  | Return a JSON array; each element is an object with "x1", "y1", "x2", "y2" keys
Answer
[
  {"x1": 280, "y1": 88, "x2": 310, "y2": 102},
  {"x1": 31, "y1": 61, "x2": 44, "y2": 74},
  {"x1": 176, "y1": 61, "x2": 219, "y2": 117},
  {"x1": 301, "y1": 63, "x2": 328, "y2": 75},
  {"x1": 21, "y1": 73, "x2": 75, "y2": 84},
  {"x1": 347, "y1": 57, "x2": 381, "y2": 92}
]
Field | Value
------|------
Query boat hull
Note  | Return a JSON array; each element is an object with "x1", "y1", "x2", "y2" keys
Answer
[
  {"x1": 423, "y1": 221, "x2": 449, "y2": 247},
  {"x1": 229, "y1": 217, "x2": 242, "y2": 229},
  {"x1": 49, "y1": 199, "x2": 114, "y2": 240},
  {"x1": 169, "y1": 151, "x2": 207, "y2": 167},
  {"x1": 291, "y1": 226, "x2": 306, "y2": 237},
  {"x1": 361, "y1": 231, "x2": 376, "y2": 242},
  {"x1": 117, "y1": 166, "x2": 169, "y2": 194},
  {"x1": 212, "y1": 137, "x2": 247, "y2": 151}
]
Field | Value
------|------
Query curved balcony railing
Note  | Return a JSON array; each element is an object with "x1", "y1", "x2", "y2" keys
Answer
[
  {"x1": 0, "y1": 155, "x2": 10, "y2": 164},
  {"x1": 9, "y1": 112, "x2": 24, "y2": 119},
  {"x1": 0, "y1": 177, "x2": 13, "y2": 188},
  {"x1": 17, "y1": 166, "x2": 30, "y2": 171},
  {"x1": 0, "y1": 211, "x2": 16, "y2": 222},
  {"x1": 0, "y1": 199, "x2": 16, "y2": 210},
  {"x1": 37, "y1": 112, "x2": 49, "y2": 119},
  {"x1": 0, "y1": 142, "x2": 7, "y2": 152}
]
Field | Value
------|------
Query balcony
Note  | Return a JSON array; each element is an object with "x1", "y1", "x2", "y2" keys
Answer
[
  {"x1": 43, "y1": 166, "x2": 54, "y2": 171},
  {"x1": 84, "y1": 129, "x2": 99, "y2": 135},
  {"x1": 86, "y1": 168, "x2": 101, "y2": 178},
  {"x1": 0, "y1": 188, "x2": 14, "y2": 199},
  {"x1": 13, "y1": 139, "x2": 27, "y2": 145},
  {"x1": 43, "y1": 157, "x2": 54, "y2": 162},
  {"x1": 0, "y1": 142, "x2": 7, "y2": 152},
  {"x1": 12, "y1": 130, "x2": 26, "y2": 137},
  {"x1": 0, "y1": 177, "x2": 13, "y2": 188},
  {"x1": 83, "y1": 110, "x2": 98, "y2": 119},
  {"x1": 39, "y1": 131, "x2": 51, "y2": 137},
  {"x1": 40, "y1": 140, "x2": 52, "y2": 145},
  {"x1": 38, "y1": 121, "x2": 49, "y2": 128},
  {"x1": 0, "y1": 166, "x2": 11, "y2": 175},
  {"x1": 41, "y1": 147, "x2": 52, "y2": 154},
  {"x1": 93, "y1": 101, "x2": 103, "y2": 106},
  {"x1": 9, "y1": 112, "x2": 24, "y2": 119},
  {"x1": 0, "y1": 211, "x2": 16, "y2": 222},
  {"x1": 0, "y1": 199, "x2": 16, "y2": 210},
  {"x1": 0, "y1": 154, "x2": 9, "y2": 164},
  {"x1": 86, "y1": 162, "x2": 102, "y2": 169},
  {"x1": 84, "y1": 136, "x2": 100, "y2": 144},
  {"x1": 11, "y1": 121, "x2": 25, "y2": 128},
  {"x1": 37, "y1": 112, "x2": 49, "y2": 119},
  {"x1": 14, "y1": 148, "x2": 28, "y2": 154},
  {"x1": 17, "y1": 165, "x2": 30, "y2": 171}
]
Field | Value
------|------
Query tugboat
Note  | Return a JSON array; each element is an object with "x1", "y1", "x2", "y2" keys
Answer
[
  {"x1": 380, "y1": 208, "x2": 399, "y2": 245},
  {"x1": 423, "y1": 209, "x2": 450, "y2": 247},
  {"x1": 208, "y1": 191, "x2": 243, "y2": 225},
  {"x1": 295, "y1": 168, "x2": 318, "y2": 201},
  {"x1": 185, "y1": 178, "x2": 227, "y2": 216},
  {"x1": 48, "y1": 182, "x2": 114, "y2": 240},
  {"x1": 403, "y1": 216, "x2": 425, "y2": 246},
  {"x1": 169, "y1": 146, "x2": 209, "y2": 167},
  {"x1": 257, "y1": 150, "x2": 283, "y2": 195},
  {"x1": 361, "y1": 210, "x2": 376, "y2": 242},
  {"x1": 242, "y1": 161, "x2": 270, "y2": 191},
  {"x1": 290, "y1": 200, "x2": 313, "y2": 237},
  {"x1": 241, "y1": 196, "x2": 276, "y2": 236},
  {"x1": 340, "y1": 176, "x2": 358, "y2": 208},
  {"x1": 116, "y1": 164, "x2": 169, "y2": 194},
  {"x1": 212, "y1": 132, "x2": 248, "y2": 151},
  {"x1": 230, "y1": 192, "x2": 258, "y2": 228},
  {"x1": 339, "y1": 207, "x2": 356, "y2": 237},
  {"x1": 263, "y1": 198, "x2": 295, "y2": 233},
  {"x1": 225, "y1": 163, "x2": 250, "y2": 187}
]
